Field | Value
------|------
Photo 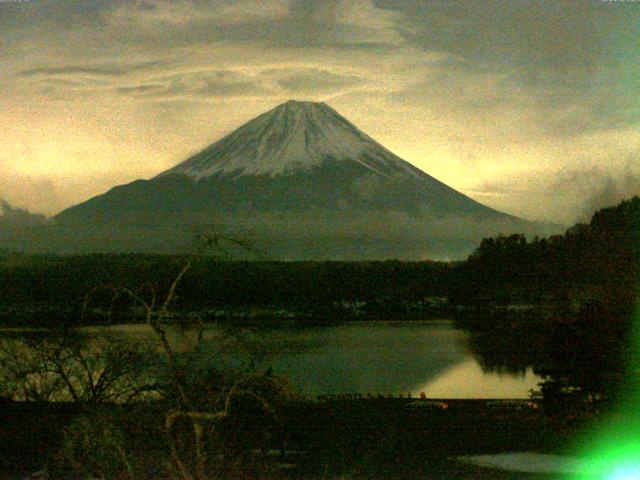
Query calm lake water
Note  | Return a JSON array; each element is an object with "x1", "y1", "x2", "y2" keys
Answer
[{"x1": 103, "y1": 320, "x2": 542, "y2": 399}]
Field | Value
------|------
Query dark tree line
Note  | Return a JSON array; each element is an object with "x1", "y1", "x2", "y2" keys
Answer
[
  {"x1": 448, "y1": 196, "x2": 639, "y2": 305},
  {"x1": 0, "y1": 255, "x2": 452, "y2": 326},
  {"x1": 455, "y1": 196, "x2": 640, "y2": 403}
]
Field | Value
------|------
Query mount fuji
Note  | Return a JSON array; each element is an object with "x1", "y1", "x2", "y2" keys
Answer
[{"x1": 53, "y1": 100, "x2": 541, "y2": 259}]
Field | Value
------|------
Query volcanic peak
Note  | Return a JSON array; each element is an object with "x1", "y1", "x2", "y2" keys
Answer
[{"x1": 158, "y1": 100, "x2": 423, "y2": 181}]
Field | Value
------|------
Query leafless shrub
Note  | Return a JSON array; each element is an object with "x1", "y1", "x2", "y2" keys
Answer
[{"x1": 0, "y1": 330, "x2": 160, "y2": 403}]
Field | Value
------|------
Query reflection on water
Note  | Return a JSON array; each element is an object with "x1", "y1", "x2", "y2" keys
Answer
[
  {"x1": 457, "y1": 453, "x2": 586, "y2": 474},
  {"x1": 257, "y1": 322, "x2": 542, "y2": 398},
  {"x1": 267, "y1": 321, "x2": 467, "y2": 396},
  {"x1": 4, "y1": 321, "x2": 544, "y2": 399},
  {"x1": 416, "y1": 359, "x2": 540, "y2": 399}
]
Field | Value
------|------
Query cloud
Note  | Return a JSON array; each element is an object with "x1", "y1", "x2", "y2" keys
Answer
[
  {"x1": 0, "y1": 199, "x2": 47, "y2": 225},
  {"x1": 377, "y1": 0, "x2": 640, "y2": 136},
  {"x1": 264, "y1": 0, "x2": 403, "y2": 48},
  {"x1": 18, "y1": 63, "x2": 278, "y2": 101},
  {"x1": 97, "y1": 0, "x2": 402, "y2": 50},
  {"x1": 498, "y1": 69, "x2": 640, "y2": 137},
  {"x1": 15, "y1": 60, "x2": 170, "y2": 100},
  {"x1": 0, "y1": 163, "x2": 63, "y2": 215},
  {"x1": 386, "y1": 54, "x2": 640, "y2": 141},
  {"x1": 101, "y1": 0, "x2": 289, "y2": 48},
  {"x1": 3, "y1": 0, "x2": 402, "y2": 52},
  {"x1": 467, "y1": 161, "x2": 640, "y2": 225},
  {"x1": 115, "y1": 69, "x2": 274, "y2": 99},
  {"x1": 467, "y1": 181, "x2": 537, "y2": 197},
  {"x1": 112, "y1": 67, "x2": 366, "y2": 100},
  {"x1": 375, "y1": 0, "x2": 630, "y2": 70},
  {"x1": 276, "y1": 68, "x2": 364, "y2": 95},
  {"x1": 115, "y1": 84, "x2": 165, "y2": 96},
  {"x1": 572, "y1": 170, "x2": 640, "y2": 222},
  {"x1": 17, "y1": 61, "x2": 166, "y2": 78},
  {"x1": 387, "y1": 59, "x2": 511, "y2": 110},
  {"x1": 105, "y1": 0, "x2": 289, "y2": 29}
]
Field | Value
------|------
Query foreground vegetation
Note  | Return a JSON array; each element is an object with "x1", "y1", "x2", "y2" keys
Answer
[
  {"x1": 2, "y1": 396, "x2": 589, "y2": 479},
  {"x1": 0, "y1": 196, "x2": 638, "y2": 478}
]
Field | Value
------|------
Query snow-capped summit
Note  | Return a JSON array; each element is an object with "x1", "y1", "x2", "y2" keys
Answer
[{"x1": 159, "y1": 100, "x2": 424, "y2": 180}]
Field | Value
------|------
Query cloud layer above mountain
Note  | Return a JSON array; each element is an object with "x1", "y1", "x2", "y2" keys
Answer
[{"x1": 1, "y1": 0, "x2": 639, "y2": 223}]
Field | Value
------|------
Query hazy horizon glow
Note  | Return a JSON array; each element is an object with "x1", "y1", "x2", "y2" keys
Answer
[{"x1": 1, "y1": 0, "x2": 639, "y2": 224}]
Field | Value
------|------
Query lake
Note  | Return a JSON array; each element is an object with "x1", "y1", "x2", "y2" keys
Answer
[{"x1": 101, "y1": 320, "x2": 542, "y2": 399}]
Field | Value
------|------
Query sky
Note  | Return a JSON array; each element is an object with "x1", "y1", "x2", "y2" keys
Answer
[{"x1": 1, "y1": 0, "x2": 639, "y2": 224}]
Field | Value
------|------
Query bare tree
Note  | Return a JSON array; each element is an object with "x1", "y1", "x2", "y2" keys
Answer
[
  {"x1": 0, "y1": 330, "x2": 158, "y2": 403},
  {"x1": 100, "y1": 232, "x2": 292, "y2": 480}
]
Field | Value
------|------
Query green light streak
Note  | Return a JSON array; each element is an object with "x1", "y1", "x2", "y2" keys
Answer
[
  {"x1": 577, "y1": 439, "x2": 640, "y2": 478},
  {"x1": 570, "y1": 297, "x2": 640, "y2": 479}
]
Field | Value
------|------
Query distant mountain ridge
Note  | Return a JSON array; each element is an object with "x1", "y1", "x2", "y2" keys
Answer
[{"x1": 52, "y1": 100, "x2": 548, "y2": 259}]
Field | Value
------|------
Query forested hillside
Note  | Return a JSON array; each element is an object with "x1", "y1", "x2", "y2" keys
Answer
[{"x1": 449, "y1": 196, "x2": 639, "y2": 306}]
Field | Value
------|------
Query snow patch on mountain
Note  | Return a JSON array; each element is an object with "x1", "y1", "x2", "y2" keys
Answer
[{"x1": 158, "y1": 100, "x2": 426, "y2": 181}]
